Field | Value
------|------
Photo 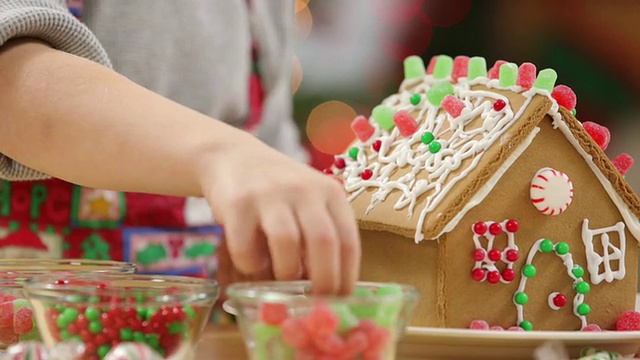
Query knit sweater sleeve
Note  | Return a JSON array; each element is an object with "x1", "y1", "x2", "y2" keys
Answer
[{"x1": 0, "y1": 0, "x2": 111, "y2": 181}]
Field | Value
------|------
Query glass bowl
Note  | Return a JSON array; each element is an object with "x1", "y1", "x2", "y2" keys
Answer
[
  {"x1": 226, "y1": 281, "x2": 419, "y2": 360},
  {"x1": 23, "y1": 274, "x2": 219, "y2": 360},
  {"x1": 0, "y1": 259, "x2": 136, "y2": 350}
]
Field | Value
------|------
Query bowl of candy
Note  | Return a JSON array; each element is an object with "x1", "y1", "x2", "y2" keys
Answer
[
  {"x1": 0, "y1": 259, "x2": 136, "y2": 350},
  {"x1": 225, "y1": 281, "x2": 419, "y2": 360},
  {"x1": 22, "y1": 273, "x2": 219, "y2": 360}
]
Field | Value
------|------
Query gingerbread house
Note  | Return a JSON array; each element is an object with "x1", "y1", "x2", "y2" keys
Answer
[{"x1": 331, "y1": 55, "x2": 640, "y2": 331}]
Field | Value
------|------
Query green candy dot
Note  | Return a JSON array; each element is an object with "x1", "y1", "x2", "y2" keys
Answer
[
  {"x1": 572, "y1": 265, "x2": 585, "y2": 278},
  {"x1": 88, "y1": 296, "x2": 100, "y2": 304},
  {"x1": 348, "y1": 146, "x2": 359, "y2": 160},
  {"x1": 575, "y1": 281, "x2": 590, "y2": 294},
  {"x1": 85, "y1": 307, "x2": 100, "y2": 321},
  {"x1": 403, "y1": 55, "x2": 426, "y2": 80},
  {"x1": 519, "y1": 320, "x2": 533, "y2": 331},
  {"x1": 514, "y1": 292, "x2": 528, "y2": 305},
  {"x1": 146, "y1": 333, "x2": 160, "y2": 348},
  {"x1": 577, "y1": 303, "x2": 591, "y2": 316},
  {"x1": 183, "y1": 306, "x2": 196, "y2": 320},
  {"x1": 426, "y1": 81, "x2": 454, "y2": 106},
  {"x1": 433, "y1": 55, "x2": 453, "y2": 79},
  {"x1": 555, "y1": 241, "x2": 570, "y2": 255},
  {"x1": 97, "y1": 345, "x2": 111, "y2": 358},
  {"x1": 372, "y1": 104, "x2": 395, "y2": 130},
  {"x1": 89, "y1": 321, "x2": 102, "y2": 334},
  {"x1": 498, "y1": 63, "x2": 518, "y2": 87},
  {"x1": 533, "y1": 68, "x2": 558, "y2": 92},
  {"x1": 421, "y1": 131, "x2": 434, "y2": 144},
  {"x1": 467, "y1": 57, "x2": 487, "y2": 80},
  {"x1": 428, "y1": 141, "x2": 442, "y2": 154},
  {"x1": 137, "y1": 307, "x2": 149, "y2": 319},
  {"x1": 410, "y1": 93, "x2": 422, "y2": 105},
  {"x1": 57, "y1": 308, "x2": 79, "y2": 327},
  {"x1": 133, "y1": 331, "x2": 146, "y2": 342},
  {"x1": 60, "y1": 329, "x2": 72, "y2": 340},
  {"x1": 522, "y1": 264, "x2": 536, "y2": 278},
  {"x1": 539, "y1": 239, "x2": 554, "y2": 253},
  {"x1": 572, "y1": 108, "x2": 577, "y2": 116},
  {"x1": 168, "y1": 321, "x2": 187, "y2": 334},
  {"x1": 120, "y1": 327, "x2": 133, "y2": 341}
]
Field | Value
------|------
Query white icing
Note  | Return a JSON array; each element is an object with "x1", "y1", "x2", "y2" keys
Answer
[
  {"x1": 530, "y1": 167, "x2": 574, "y2": 216},
  {"x1": 547, "y1": 291, "x2": 564, "y2": 311},
  {"x1": 514, "y1": 238, "x2": 587, "y2": 329},
  {"x1": 470, "y1": 219, "x2": 518, "y2": 283},
  {"x1": 581, "y1": 219, "x2": 626, "y2": 285}
]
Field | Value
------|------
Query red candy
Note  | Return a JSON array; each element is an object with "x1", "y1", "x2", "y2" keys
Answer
[
  {"x1": 0, "y1": 327, "x2": 18, "y2": 345},
  {"x1": 505, "y1": 249, "x2": 519, "y2": 262},
  {"x1": 472, "y1": 249, "x2": 486, "y2": 261},
  {"x1": 258, "y1": 302, "x2": 289, "y2": 326},
  {"x1": 516, "y1": 62, "x2": 537, "y2": 89},
  {"x1": 361, "y1": 169, "x2": 373, "y2": 180},
  {"x1": 393, "y1": 110, "x2": 419, "y2": 137},
  {"x1": 616, "y1": 310, "x2": 640, "y2": 331},
  {"x1": 582, "y1": 324, "x2": 602, "y2": 332},
  {"x1": 372, "y1": 140, "x2": 382, "y2": 152},
  {"x1": 505, "y1": 219, "x2": 519, "y2": 232},
  {"x1": 441, "y1": 95, "x2": 466, "y2": 117},
  {"x1": 469, "y1": 320, "x2": 489, "y2": 330},
  {"x1": 351, "y1": 115, "x2": 375, "y2": 142},
  {"x1": 501, "y1": 268, "x2": 515, "y2": 282},
  {"x1": 582, "y1": 121, "x2": 611, "y2": 150},
  {"x1": 333, "y1": 157, "x2": 346, "y2": 169},
  {"x1": 426, "y1": 56, "x2": 438, "y2": 75},
  {"x1": 471, "y1": 268, "x2": 485, "y2": 282},
  {"x1": 322, "y1": 168, "x2": 333, "y2": 175},
  {"x1": 305, "y1": 304, "x2": 339, "y2": 338},
  {"x1": 488, "y1": 60, "x2": 507, "y2": 79},
  {"x1": 490, "y1": 326, "x2": 504, "y2": 331},
  {"x1": 0, "y1": 302, "x2": 13, "y2": 327},
  {"x1": 487, "y1": 271, "x2": 501, "y2": 284},
  {"x1": 451, "y1": 56, "x2": 470, "y2": 82},
  {"x1": 552, "y1": 294, "x2": 567, "y2": 308},
  {"x1": 488, "y1": 249, "x2": 502, "y2": 262},
  {"x1": 489, "y1": 222, "x2": 502, "y2": 235},
  {"x1": 612, "y1": 153, "x2": 635, "y2": 176},
  {"x1": 13, "y1": 307, "x2": 33, "y2": 335},
  {"x1": 507, "y1": 326, "x2": 525, "y2": 332},
  {"x1": 551, "y1": 85, "x2": 577, "y2": 110},
  {"x1": 493, "y1": 99, "x2": 506, "y2": 111},
  {"x1": 473, "y1": 221, "x2": 487, "y2": 235}
]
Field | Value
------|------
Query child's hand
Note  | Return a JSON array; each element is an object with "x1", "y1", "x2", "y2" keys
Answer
[{"x1": 200, "y1": 135, "x2": 361, "y2": 295}]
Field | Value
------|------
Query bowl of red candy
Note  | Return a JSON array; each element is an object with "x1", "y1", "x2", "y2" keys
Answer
[
  {"x1": 225, "y1": 281, "x2": 419, "y2": 360},
  {"x1": 23, "y1": 273, "x2": 218, "y2": 360},
  {"x1": 0, "y1": 259, "x2": 136, "y2": 350}
]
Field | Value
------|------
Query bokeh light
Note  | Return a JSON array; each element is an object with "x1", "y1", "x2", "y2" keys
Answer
[
  {"x1": 422, "y1": 0, "x2": 472, "y2": 27},
  {"x1": 291, "y1": 55, "x2": 303, "y2": 94},
  {"x1": 306, "y1": 101, "x2": 357, "y2": 155},
  {"x1": 295, "y1": 5, "x2": 313, "y2": 41},
  {"x1": 370, "y1": 0, "x2": 425, "y2": 24},
  {"x1": 381, "y1": 15, "x2": 433, "y2": 62},
  {"x1": 295, "y1": 0, "x2": 310, "y2": 13}
]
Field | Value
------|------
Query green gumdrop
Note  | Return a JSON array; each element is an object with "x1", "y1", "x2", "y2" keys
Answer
[
  {"x1": 372, "y1": 105, "x2": 395, "y2": 130},
  {"x1": 331, "y1": 304, "x2": 359, "y2": 332},
  {"x1": 533, "y1": 68, "x2": 558, "y2": 92},
  {"x1": 353, "y1": 286, "x2": 374, "y2": 298},
  {"x1": 19, "y1": 328, "x2": 41, "y2": 342},
  {"x1": 467, "y1": 57, "x2": 487, "y2": 80},
  {"x1": 499, "y1": 63, "x2": 518, "y2": 87},
  {"x1": 376, "y1": 284, "x2": 403, "y2": 296},
  {"x1": 13, "y1": 299, "x2": 31, "y2": 310},
  {"x1": 433, "y1": 55, "x2": 453, "y2": 79},
  {"x1": 403, "y1": 55, "x2": 426, "y2": 80},
  {"x1": 375, "y1": 301, "x2": 402, "y2": 328},
  {"x1": 253, "y1": 323, "x2": 282, "y2": 360},
  {"x1": 426, "y1": 81, "x2": 455, "y2": 106}
]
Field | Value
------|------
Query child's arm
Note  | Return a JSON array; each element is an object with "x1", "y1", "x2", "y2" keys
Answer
[{"x1": 0, "y1": 39, "x2": 360, "y2": 295}]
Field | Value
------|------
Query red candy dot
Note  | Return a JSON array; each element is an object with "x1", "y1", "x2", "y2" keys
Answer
[
  {"x1": 553, "y1": 294, "x2": 567, "y2": 308},
  {"x1": 488, "y1": 249, "x2": 502, "y2": 262},
  {"x1": 322, "y1": 168, "x2": 334, "y2": 175},
  {"x1": 582, "y1": 121, "x2": 610, "y2": 151},
  {"x1": 473, "y1": 221, "x2": 487, "y2": 235},
  {"x1": 471, "y1": 268, "x2": 485, "y2": 282},
  {"x1": 258, "y1": 302, "x2": 289, "y2": 326},
  {"x1": 472, "y1": 248, "x2": 486, "y2": 261},
  {"x1": 493, "y1": 99, "x2": 506, "y2": 111},
  {"x1": 505, "y1": 219, "x2": 519, "y2": 232},
  {"x1": 372, "y1": 139, "x2": 382, "y2": 152},
  {"x1": 501, "y1": 268, "x2": 515, "y2": 282},
  {"x1": 616, "y1": 310, "x2": 640, "y2": 331},
  {"x1": 487, "y1": 271, "x2": 501, "y2": 284},
  {"x1": 489, "y1": 222, "x2": 502, "y2": 235},
  {"x1": 505, "y1": 249, "x2": 519, "y2": 262},
  {"x1": 333, "y1": 157, "x2": 346, "y2": 169},
  {"x1": 361, "y1": 169, "x2": 373, "y2": 180},
  {"x1": 612, "y1": 153, "x2": 635, "y2": 176},
  {"x1": 551, "y1": 85, "x2": 577, "y2": 110}
]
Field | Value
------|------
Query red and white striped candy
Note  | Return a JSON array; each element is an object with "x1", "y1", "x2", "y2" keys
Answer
[{"x1": 530, "y1": 168, "x2": 573, "y2": 216}]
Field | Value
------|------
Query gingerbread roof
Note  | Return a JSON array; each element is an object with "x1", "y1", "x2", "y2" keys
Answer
[{"x1": 333, "y1": 55, "x2": 640, "y2": 242}]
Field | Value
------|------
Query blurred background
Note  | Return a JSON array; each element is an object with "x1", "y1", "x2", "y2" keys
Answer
[{"x1": 293, "y1": 0, "x2": 640, "y2": 191}]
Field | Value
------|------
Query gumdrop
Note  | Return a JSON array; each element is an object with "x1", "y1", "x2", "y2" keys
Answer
[
  {"x1": 258, "y1": 302, "x2": 289, "y2": 326},
  {"x1": 433, "y1": 55, "x2": 453, "y2": 79},
  {"x1": 582, "y1": 121, "x2": 611, "y2": 150},
  {"x1": 467, "y1": 57, "x2": 487, "y2": 80},
  {"x1": 393, "y1": 110, "x2": 419, "y2": 137},
  {"x1": 487, "y1": 60, "x2": 507, "y2": 79},
  {"x1": 616, "y1": 310, "x2": 640, "y2": 331},
  {"x1": 533, "y1": 68, "x2": 558, "y2": 92},
  {"x1": 582, "y1": 324, "x2": 603, "y2": 332},
  {"x1": 469, "y1": 320, "x2": 490, "y2": 330},
  {"x1": 551, "y1": 85, "x2": 577, "y2": 110},
  {"x1": 0, "y1": 327, "x2": 18, "y2": 345},
  {"x1": 0, "y1": 292, "x2": 17, "y2": 303},
  {"x1": 451, "y1": 56, "x2": 470, "y2": 82},
  {"x1": 490, "y1": 325, "x2": 504, "y2": 331},
  {"x1": 426, "y1": 81, "x2": 455, "y2": 106},
  {"x1": 426, "y1": 56, "x2": 438, "y2": 75},
  {"x1": 331, "y1": 304, "x2": 359, "y2": 332},
  {"x1": 371, "y1": 105, "x2": 395, "y2": 130},
  {"x1": 344, "y1": 330, "x2": 368, "y2": 356},
  {"x1": 507, "y1": 326, "x2": 525, "y2": 332},
  {"x1": 365, "y1": 326, "x2": 391, "y2": 353},
  {"x1": 403, "y1": 55, "x2": 426, "y2": 80},
  {"x1": 612, "y1": 153, "x2": 634, "y2": 176},
  {"x1": 441, "y1": 95, "x2": 465, "y2": 117},
  {"x1": 350, "y1": 115, "x2": 375, "y2": 142},
  {"x1": 13, "y1": 306, "x2": 33, "y2": 335},
  {"x1": 517, "y1": 62, "x2": 537, "y2": 89},
  {"x1": 314, "y1": 333, "x2": 346, "y2": 356},
  {"x1": 0, "y1": 301, "x2": 13, "y2": 327},
  {"x1": 498, "y1": 63, "x2": 518, "y2": 87},
  {"x1": 304, "y1": 304, "x2": 339, "y2": 338},
  {"x1": 281, "y1": 317, "x2": 311, "y2": 348}
]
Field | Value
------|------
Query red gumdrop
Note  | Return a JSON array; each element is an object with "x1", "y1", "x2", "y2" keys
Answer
[
  {"x1": 0, "y1": 327, "x2": 18, "y2": 344},
  {"x1": 426, "y1": 56, "x2": 438, "y2": 75},
  {"x1": 487, "y1": 60, "x2": 507, "y2": 79},
  {"x1": 516, "y1": 62, "x2": 537, "y2": 89},
  {"x1": 441, "y1": 95, "x2": 466, "y2": 117},
  {"x1": 616, "y1": 310, "x2": 640, "y2": 331},
  {"x1": 351, "y1": 115, "x2": 376, "y2": 142},
  {"x1": 490, "y1": 326, "x2": 504, "y2": 331},
  {"x1": 314, "y1": 333, "x2": 346, "y2": 356},
  {"x1": 507, "y1": 326, "x2": 525, "y2": 332},
  {"x1": 582, "y1": 324, "x2": 602, "y2": 332},
  {"x1": 612, "y1": 153, "x2": 634, "y2": 176},
  {"x1": 393, "y1": 110, "x2": 419, "y2": 137},
  {"x1": 258, "y1": 302, "x2": 289, "y2": 326},
  {"x1": 551, "y1": 85, "x2": 577, "y2": 110},
  {"x1": 469, "y1": 320, "x2": 490, "y2": 330},
  {"x1": 582, "y1": 121, "x2": 611, "y2": 150},
  {"x1": 451, "y1": 56, "x2": 470, "y2": 82},
  {"x1": 0, "y1": 293, "x2": 16, "y2": 303},
  {"x1": 365, "y1": 326, "x2": 391, "y2": 353},
  {"x1": 0, "y1": 302, "x2": 13, "y2": 327},
  {"x1": 281, "y1": 317, "x2": 311, "y2": 348},
  {"x1": 344, "y1": 330, "x2": 369, "y2": 357},
  {"x1": 305, "y1": 304, "x2": 339, "y2": 338}
]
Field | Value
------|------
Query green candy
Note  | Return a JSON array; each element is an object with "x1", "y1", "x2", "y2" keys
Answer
[
  {"x1": 183, "y1": 305, "x2": 196, "y2": 320},
  {"x1": 410, "y1": 93, "x2": 422, "y2": 106},
  {"x1": 89, "y1": 320, "x2": 102, "y2": 334},
  {"x1": 403, "y1": 55, "x2": 426, "y2": 80},
  {"x1": 467, "y1": 57, "x2": 487, "y2": 80},
  {"x1": 85, "y1": 307, "x2": 100, "y2": 321},
  {"x1": 555, "y1": 241, "x2": 570, "y2": 255},
  {"x1": 433, "y1": 55, "x2": 453, "y2": 79},
  {"x1": 522, "y1": 264, "x2": 536, "y2": 278},
  {"x1": 348, "y1": 146, "x2": 359, "y2": 160},
  {"x1": 353, "y1": 286, "x2": 374, "y2": 298},
  {"x1": 133, "y1": 331, "x2": 146, "y2": 343},
  {"x1": 426, "y1": 81, "x2": 454, "y2": 106},
  {"x1": 120, "y1": 327, "x2": 134, "y2": 341},
  {"x1": 97, "y1": 345, "x2": 111, "y2": 358},
  {"x1": 59, "y1": 329, "x2": 72, "y2": 340},
  {"x1": 253, "y1": 323, "x2": 283, "y2": 360},
  {"x1": 498, "y1": 63, "x2": 518, "y2": 87},
  {"x1": 168, "y1": 321, "x2": 187, "y2": 334},
  {"x1": 519, "y1": 320, "x2": 533, "y2": 331},
  {"x1": 421, "y1": 131, "x2": 434, "y2": 145},
  {"x1": 533, "y1": 68, "x2": 558, "y2": 92},
  {"x1": 514, "y1": 292, "x2": 528, "y2": 305},
  {"x1": 428, "y1": 141, "x2": 442, "y2": 154},
  {"x1": 372, "y1": 105, "x2": 395, "y2": 130},
  {"x1": 539, "y1": 239, "x2": 554, "y2": 253},
  {"x1": 146, "y1": 333, "x2": 160, "y2": 348},
  {"x1": 572, "y1": 265, "x2": 585, "y2": 278},
  {"x1": 575, "y1": 281, "x2": 590, "y2": 294},
  {"x1": 56, "y1": 308, "x2": 79, "y2": 327},
  {"x1": 350, "y1": 286, "x2": 378, "y2": 319},
  {"x1": 374, "y1": 284, "x2": 404, "y2": 327},
  {"x1": 577, "y1": 303, "x2": 591, "y2": 316},
  {"x1": 377, "y1": 284, "x2": 403, "y2": 296},
  {"x1": 331, "y1": 304, "x2": 359, "y2": 332}
]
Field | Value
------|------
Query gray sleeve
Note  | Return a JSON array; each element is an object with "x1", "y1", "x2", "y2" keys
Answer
[{"x1": 0, "y1": 0, "x2": 112, "y2": 181}]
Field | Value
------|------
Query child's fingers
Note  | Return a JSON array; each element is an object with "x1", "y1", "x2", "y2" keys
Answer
[
  {"x1": 260, "y1": 203, "x2": 302, "y2": 280},
  {"x1": 223, "y1": 199, "x2": 268, "y2": 275},
  {"x1": 328, "y1": 195, "x2": 361, "y2": 295}
]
